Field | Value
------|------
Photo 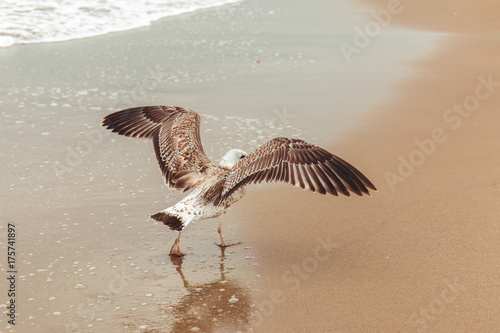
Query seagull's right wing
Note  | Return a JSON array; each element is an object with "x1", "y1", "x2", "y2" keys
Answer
[
  {"x1": 221, "y1": 137, "x2": 376, "y2": 201},
  {"x1": 102, "y1": 105, "x2": 215, "y2": 189}
]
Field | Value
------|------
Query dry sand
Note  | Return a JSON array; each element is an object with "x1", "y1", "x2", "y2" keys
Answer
[{"x1": 238, "y1": 1, "x2": 500, "y2": 332}]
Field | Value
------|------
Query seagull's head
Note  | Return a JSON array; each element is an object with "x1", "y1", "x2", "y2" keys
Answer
[{"x1": 219, "y1": 149, "x2": 248, "y2": 168}]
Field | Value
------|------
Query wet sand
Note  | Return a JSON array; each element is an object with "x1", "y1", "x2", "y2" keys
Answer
[
  {"x1": 1, "y1": 0, "x2": 499, "y2": 332},
  {"x1": 2, "y1": 1, "x2": 424, "y2": 332},
  {"x1": 239, "y1": 1, "x2": 500, "y2": 332}
]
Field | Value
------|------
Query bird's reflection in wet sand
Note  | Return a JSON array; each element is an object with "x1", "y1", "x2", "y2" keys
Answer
[{"x1": 168, "y1": 248, "x2": 252, "y2": 332}]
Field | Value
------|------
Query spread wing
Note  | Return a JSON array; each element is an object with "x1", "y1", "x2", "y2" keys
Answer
[
  {"x1": 221, "y1": 137, "x2": 376, "y2": 200},
  {"x1": 102, "y1": 105, "x2": 215, "y2": 189}
]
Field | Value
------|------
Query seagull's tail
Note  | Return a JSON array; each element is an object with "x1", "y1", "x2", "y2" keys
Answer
[{"x1": 151, "y1": 212, "x2": 184, "y2": 231}]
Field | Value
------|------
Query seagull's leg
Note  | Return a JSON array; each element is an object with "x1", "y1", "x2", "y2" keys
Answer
[
  {"x1": 216, "y1": 222, "x2": 241, "y2": 248},
  {"x1": 169, "y1": 231, "x2": 183, "y2": 256}
]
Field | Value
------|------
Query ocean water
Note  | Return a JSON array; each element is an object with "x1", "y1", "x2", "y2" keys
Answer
[{"x1": 0, "y1": 0, "x2": 240, "y2": 47}]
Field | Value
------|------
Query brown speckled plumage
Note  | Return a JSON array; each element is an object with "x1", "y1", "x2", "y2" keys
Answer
[
  {"x1": 220, "y1": 137, "x2": 376, "y2": 202},
  {"x1": 102, "y1": 105, "x2": 215, "y2": 188},
  {"x1": 102, "y1": 105, "x2": 376, "y2": 255}
]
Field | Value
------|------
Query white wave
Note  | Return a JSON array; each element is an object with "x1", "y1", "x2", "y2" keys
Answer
[{"x1": 0, "y1": 0, "x2": 240, "y2": 48}]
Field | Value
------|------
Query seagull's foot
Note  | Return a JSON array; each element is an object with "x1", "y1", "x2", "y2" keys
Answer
[
  {"x1": 169, "y1": 246, "x2": 184, "y2": 257},
  {"x1": 169, "y1": 231, "x2": 184, "y2": 257},
  {"x1": 216, "y1": 222, "x2": 241, "y2": 248},
  {"x1": 169, "y1": 243, "x2": 184, "y2": 257},
  {"x1": 169, "y1": 242, "x2": 183, "y2": 256},
  {"x1": 216, "y1": 240, "x2": 242, "y2": 248}
]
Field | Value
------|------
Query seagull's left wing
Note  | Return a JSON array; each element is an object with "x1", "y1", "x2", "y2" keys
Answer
[
  {"x1": 221, "y1": 137, "x2": 376, "y2": 201},
  {"x1": 102, "y1": 105, "x2": 215, "y2": 189}
]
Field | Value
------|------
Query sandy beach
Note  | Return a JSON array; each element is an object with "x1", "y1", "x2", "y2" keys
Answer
[
  {"x1": 238, "y1": 1, "x2": 500, "y2": 332},
  {"x1": 1, "y1": 0, "x2": 499, "y2": 332}
]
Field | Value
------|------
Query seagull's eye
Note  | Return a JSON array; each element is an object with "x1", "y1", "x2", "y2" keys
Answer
[{"x1": 240, "y1": 155, "x2": 245, "y2": 159}]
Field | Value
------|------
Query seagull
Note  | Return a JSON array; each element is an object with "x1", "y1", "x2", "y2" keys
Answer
[{"x1": 102, "y1": 105, "x2": 376, "y2": 256}]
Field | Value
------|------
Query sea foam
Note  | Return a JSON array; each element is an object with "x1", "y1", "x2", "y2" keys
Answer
[{"x1": 0, "y1": 0, "x2": 240, "y2": 48}]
